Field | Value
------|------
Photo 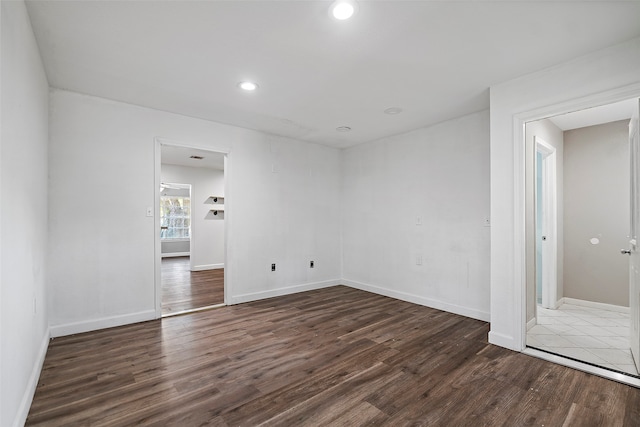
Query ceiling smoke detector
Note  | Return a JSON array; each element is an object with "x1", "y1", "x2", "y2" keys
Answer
[{"x1": 384, "y1": 107, "x2": 403, "y2": 115}]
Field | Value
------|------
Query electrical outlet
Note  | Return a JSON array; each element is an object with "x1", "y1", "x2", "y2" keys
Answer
[
  {"x1": 416, "y1": 255, "x2": 423, "y2": 266},
  {"x1": 416, "y1": 216, "x2": 422, "y2": 225},
  {"x1": 310, "y1": 260, "x2": 314, "y2": 268},
  {"x1": 146, "y1": 207, "x2": 153, "y2": 217},
  {"x1": 271, "y1": 263, "x2": 276, "y2": 272}
]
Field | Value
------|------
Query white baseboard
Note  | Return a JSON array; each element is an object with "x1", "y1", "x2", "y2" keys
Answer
[
  {"x1": 488, "y1": 331, "x2": 520, "y2": 351},
  {"x1": 228, "y1": 279, "x2": 340, "y2": 305},
  {"x1": 341, "y1": 279, "x2": 490, "y2": 322},
  {"x1": 14, "y1": 328, "x2": 50, "y2": 427},
  {"x1": 527, "y1": 316, "x2": 537, "y2": 331},
  {"x1": 161, "y1": 252, "x2": 190, "y2": 258},
  {"x1": 50, "y1": 310, "x2": 157, "y2": 338},
  {"x1": 191, "y1": 263, "x2": 224, "y2": 271},
  {"x1": 561, "y1": 297, "x2": 629, "y2": 314}
]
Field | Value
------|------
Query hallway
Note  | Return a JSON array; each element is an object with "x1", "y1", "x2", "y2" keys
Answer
[
  {"x1": 162, "y1": 257, "x2": 224, "y2": 315},
  {"x1": 528, "y1": 303, "x2": 638, "y2": 376}
]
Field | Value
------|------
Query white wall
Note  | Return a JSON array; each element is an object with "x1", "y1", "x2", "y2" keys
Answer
[
  {"x1": 161, "y1": 164, "x2": 225, "y2": 268},
  {"x1": 1, "y1": 1, "x2": 50, "y2": 426},
  {"x1": 525, "y1": 119, "x2": 564, "y2": 321},
  {"x1": 48, "y1": 89, "x2": 342, "y2": 335},
  {"x1": 490, "y1": 37, "x2": 640, "y2": 351},
  {"x1": 342, "y1": 110, "x2": 490, "y2": 321},
  {"x1": 563, "y1": 120, "x2": 630, "y2": 307}
]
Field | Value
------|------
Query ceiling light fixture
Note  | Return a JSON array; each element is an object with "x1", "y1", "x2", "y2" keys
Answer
[
  {"x1": 238, "y1": 81, "x2": 258, "y2": 91},
  {"x1": 384, "y1": 107, "x2": 403, "y2": 115},
  {"x1": 330, "y1": 0, "x2": 357, "y2": 20},
  {"x1": 336, "y1": 126, "x2": 352, "y2": 132}
]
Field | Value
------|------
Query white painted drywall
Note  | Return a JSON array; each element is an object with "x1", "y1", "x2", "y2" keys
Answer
[
  {"x1": 524, "y1": 119, "x2": 564, "y2": 322},
  {"x1": 48, "y1": 89, "x2": 342, "y2": 334},
  {"x1": 490, "y1": 37, "x2": 640, "y2": 351},
  {"x1": 161, "y1": 164, "x2": 225, "y2": 268},
  {"x1": 563, "y1": 120, "x2": 630, "y2": 307},
  {"x1": 1, "y1": 1, "x2": 50, "y2": 426},
  {"x1": 342, "y1": 110, "x2": 490, "y2": 321}
]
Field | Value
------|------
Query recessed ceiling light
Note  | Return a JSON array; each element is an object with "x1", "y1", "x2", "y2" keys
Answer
[
  {"x1": 330, "y1": 0, "x2": 357, "y2": 20},
  {"x1": 238, "y1": 81, "x2": 258, "y2": 91},
  {"x1": 336, "y1": 126, "x2": 352, "y2": 132},
  {"x1": 384, "y1": 107, "x2": 403, "y2": 115},
  {"x1": 190, "y1": 155, "x2": 204, "y2": 160}
]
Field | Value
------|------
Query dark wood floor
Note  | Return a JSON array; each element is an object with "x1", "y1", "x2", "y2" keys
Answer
[
  {"x1": 162, "y1": 257, "x2": 224, "y2": 315},
  {"x1": 27, "y1": 286, "x2": 640, "y2": 426}
]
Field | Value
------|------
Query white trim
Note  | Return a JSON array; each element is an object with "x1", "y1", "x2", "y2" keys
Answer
[
  {"x1": 13, "y1": 328, "x2": 50, "y2": 427},
  {"x1": 223, "y1": 153, "x2": 230, "y2": 306},
  {"x1": 343, "y1": 279, "x2": 490, "y2": 322},
  {"x1": 523, "y1": 348, "x2": 640, "y2": 388},
  {"x1": 488, "y1": 331, "x2": 517, "y2": 350},
  {"x1": 154, "y1": 140, "x2": 162, "y2": 317},
  {"x1": 535, "y1": 137, "x2": 558, "y2": 310},
  {"x1": 562, "y1": 297, "x2": 630, "y2": 314},
  {"x1": 508, "y1": 84, "x2": 640, "y2": 353},
  {"x1": 161, "y1": 238, "x2": 190, "y2": 242},
  {"x1": 527, "y1": 316, "x2": 537, "y2": 331},
  {"x1": 161, "y1": 252, "x2": 190, "y2": 258},
  {"x1": 191, "y1": 263, "x2": 224, "y2": 271},
  {"x1": 228, "y1": 279, "x2": 340, "y2": 305},
  {"x1": 50, "y1": 310, "x2": 156, "y2": 338},
  {"x1": 154, "y1": 137, "x2": 231, "y2": 316}
]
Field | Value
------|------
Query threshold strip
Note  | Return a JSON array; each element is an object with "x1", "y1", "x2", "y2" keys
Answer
[
  {"x1": 162, "y1": 303, "x2": 226, "y2": 318},
  {"x1": 524, "y1": 346, "x2": 640, "y2": 389}
]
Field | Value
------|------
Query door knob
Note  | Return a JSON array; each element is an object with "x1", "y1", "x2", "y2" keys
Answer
[{"x1": 621, "y1": 249, "x2": 632, "y2": 255}]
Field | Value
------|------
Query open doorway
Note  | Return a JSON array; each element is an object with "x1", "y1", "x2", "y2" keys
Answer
[
  {"x1": 525, "y1": 98, "x2": 639, "y2": 377},
  {"x1": 158, "y1": 144, "x2": 226, "y2": 316}
]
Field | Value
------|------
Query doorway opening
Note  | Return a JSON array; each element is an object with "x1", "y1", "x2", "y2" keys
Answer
[
  {"x1": 156, "y1": 142, "x2": 227, "y2": 317},
  {"x1": 525, "y1": 98, "x2": 639, "y2": 377}
]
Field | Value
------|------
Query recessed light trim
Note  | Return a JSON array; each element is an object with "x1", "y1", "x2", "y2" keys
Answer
[
  {"x1": 238, "y1": 81, "x2": 258, "y2": 91},
  {"x1": 336, "y1": 126, "x2": 352, "y2": 132},
  {"x1": 384, "y1": 107, "x2": 403, "y2": 115},
  {"x1": 330, "y1": 0, "x2": 357, "y2": 20}
]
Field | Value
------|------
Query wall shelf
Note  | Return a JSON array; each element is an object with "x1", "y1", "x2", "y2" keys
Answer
[
  {"x1": 206, "y1": 209, "x2": 224, "y2": 220},
  {"x1": 205, "y1": 196, "x2": 224, "y2": 204},
  {"x1": 205, "y1": 195, "x2": 224, "y2": 220}
]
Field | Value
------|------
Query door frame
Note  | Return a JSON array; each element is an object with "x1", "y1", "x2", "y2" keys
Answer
[
  {"x1": 535, "y1": 137, "x2": 558, "y2": 310},
  {"x1": 629, "y1": 99, "x2": 640, "y2": 372},
  {"x1": 513, "y1": 84, "x2": 640, "y2": 352},
  {"x1": 154, "y1": 137, "x2": 231, "y2": 318}
]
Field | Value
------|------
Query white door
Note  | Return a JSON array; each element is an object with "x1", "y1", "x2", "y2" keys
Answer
[{"x1": 629, "y1": 98, "x2": 640, "y2": 373}]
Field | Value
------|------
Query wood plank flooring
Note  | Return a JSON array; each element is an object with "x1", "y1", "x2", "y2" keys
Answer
[
  {"x1": 27, "y1": 286, "x2": 640, "y2": 426},
  {"x1": 162, "y1": 257, "x2": 224, "y2": 315}
]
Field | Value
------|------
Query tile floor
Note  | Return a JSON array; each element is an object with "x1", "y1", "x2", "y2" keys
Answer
[{"x1": 527, "y1": 303, "x2": 639, "y2": 376}]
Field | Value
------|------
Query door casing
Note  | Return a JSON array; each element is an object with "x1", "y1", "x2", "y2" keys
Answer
[
  {"x1": 535, "y1": 137, "x2": 558, "y2": 310},
  {"x1": 154, "y1": 137, "x2": 231, "y2": 318}
]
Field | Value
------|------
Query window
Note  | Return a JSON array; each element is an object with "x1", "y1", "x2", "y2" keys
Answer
[{"x1": 160, "y1": 196, "x2": 191, "y2": 239}]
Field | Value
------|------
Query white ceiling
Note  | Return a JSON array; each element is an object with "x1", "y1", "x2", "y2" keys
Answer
[
  {"x1": 25, "y1": 1, "x2": 640, "y2": 149},
  {"x1": 161, "y1": 146, "x2": 225, "y2": 170},
  {"x1": 548, "y1": 98, "x2": 638, "y2": 131}
]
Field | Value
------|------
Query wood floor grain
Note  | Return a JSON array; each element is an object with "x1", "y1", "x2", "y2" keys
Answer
[
  {"x1": 162, "y1": 256, "x2": 223, "y2": 315},
  {"x1": 27, "y1": 286, "x2": 640, "y2": 426}
]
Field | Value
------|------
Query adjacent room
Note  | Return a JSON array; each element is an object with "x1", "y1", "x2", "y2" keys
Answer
[
  {"x1": 160, "y1": 146, "x2": 226, "y2": 316},
  {"x1": 2, "y1": 0, "x2": 640, "y2": 426},
  {"x1": 525, "y1": 100, "x2": 639, "y2": 376}
]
